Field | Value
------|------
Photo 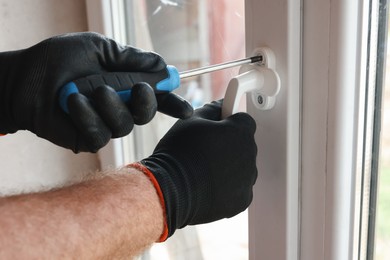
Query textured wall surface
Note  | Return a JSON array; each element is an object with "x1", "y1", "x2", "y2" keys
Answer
[{"x1": 0, "y1": 0, "x2": 100, "y2": 195}]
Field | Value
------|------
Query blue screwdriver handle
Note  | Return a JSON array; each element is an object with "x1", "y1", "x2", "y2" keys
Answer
[{"x1": 59, "y1": 65, "x2": 181, "y2": 113}]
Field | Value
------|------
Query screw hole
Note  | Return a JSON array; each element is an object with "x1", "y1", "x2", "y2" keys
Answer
[{"x1": 257, "y1": 95, "x2": 264, "y2": 105}]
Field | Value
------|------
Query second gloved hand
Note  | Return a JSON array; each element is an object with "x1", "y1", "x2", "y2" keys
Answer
[
  {"x1": 134, "y1": 100, "x2": 258, "y2": 240},
  {"x1": 0, "y1": 32, "x2": 193, "y2": 153}
]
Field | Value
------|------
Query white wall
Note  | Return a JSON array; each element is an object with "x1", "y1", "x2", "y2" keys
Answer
[{"x1": 0, "y1": 0, "x2": 100, "y2": 195}]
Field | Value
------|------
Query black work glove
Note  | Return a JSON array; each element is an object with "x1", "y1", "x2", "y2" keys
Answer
[
  {"x1": 137, "y1": 100, "x2": 257, "y2": 239},
  {"x1": 0, "y1": 32, "x2": 193, "y2": 152}
]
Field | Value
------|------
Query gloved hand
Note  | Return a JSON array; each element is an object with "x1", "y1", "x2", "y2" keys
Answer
[
  {"x1": 130, "y1": 100, "x2": 257, "y2": 241},
  {"x1": 0, "y1": 32, "x2": 193, "y2": 152}
]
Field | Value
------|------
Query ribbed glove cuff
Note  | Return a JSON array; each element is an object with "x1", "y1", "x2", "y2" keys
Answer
[{"x1": 0, "y1": 51, "x2": 21, "y2": 134}]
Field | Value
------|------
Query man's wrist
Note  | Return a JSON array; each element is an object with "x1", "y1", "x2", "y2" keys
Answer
[{"x1": 127, "y1": 162, "x2": 169, "y2": 242}]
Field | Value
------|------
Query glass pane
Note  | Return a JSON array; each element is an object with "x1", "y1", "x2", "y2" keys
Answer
[
  {"x1": 374, "y1": 17, "x2": 390, "y2": 260},
  {"x1": 121, "y1": 1, "x2": 247, "y2": 259},
  {"x1": 371, "y1": 1, "x2": 390, "y2": 259}
]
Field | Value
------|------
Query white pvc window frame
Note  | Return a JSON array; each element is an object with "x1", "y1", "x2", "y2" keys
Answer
[
  {"x1": 86, "y1": 0, "x2": 378, "y2": 259},
  {"x1": 244, "y1": 0, "x2": 300, "y2": 259},
  {"x1": 244, "y1": 0, "x2": 372, "y2": 259},
  {"x1": 300, "y1": 0, "x2": 374, "y2": 259}
]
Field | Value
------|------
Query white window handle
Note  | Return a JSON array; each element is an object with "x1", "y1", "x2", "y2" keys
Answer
[{"x1": 221, "y1": 47, "x2": 281, "y2": 119}]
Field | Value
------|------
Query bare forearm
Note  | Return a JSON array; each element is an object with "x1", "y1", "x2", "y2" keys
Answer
[{"x1": 0, "y1": 167, "x2": 164, "y2": 259}]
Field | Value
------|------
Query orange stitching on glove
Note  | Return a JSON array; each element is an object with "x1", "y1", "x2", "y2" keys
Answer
[{"x1": 127, "y1": 162, "x2": 169, "y2": 242}]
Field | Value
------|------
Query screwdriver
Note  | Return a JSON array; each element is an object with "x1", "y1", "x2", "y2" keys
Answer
[{"x1": 59, "y1": 55, "x2": 263, "y2": 113}]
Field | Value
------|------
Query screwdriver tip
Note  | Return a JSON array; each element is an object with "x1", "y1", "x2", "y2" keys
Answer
[{"x1": 250, "y1": 55, "x2": 263, "y2": 64}]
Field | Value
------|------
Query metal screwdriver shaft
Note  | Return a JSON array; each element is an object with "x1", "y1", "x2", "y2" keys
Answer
[{"x1": 179, "y1": 56, "x2": 263, "y2": 79}]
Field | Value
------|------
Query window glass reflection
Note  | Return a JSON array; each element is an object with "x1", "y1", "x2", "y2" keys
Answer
[{"x1": 123, "y1": 1, "x2": 247, "y2": 259}]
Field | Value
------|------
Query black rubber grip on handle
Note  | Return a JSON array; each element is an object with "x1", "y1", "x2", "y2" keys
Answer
[
  {"x1": 58, "y1": 68, "x2": 175, "y2": 113},
  {"x1": 72, "y1": 70, "x2": 169, "y2": 95}
]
